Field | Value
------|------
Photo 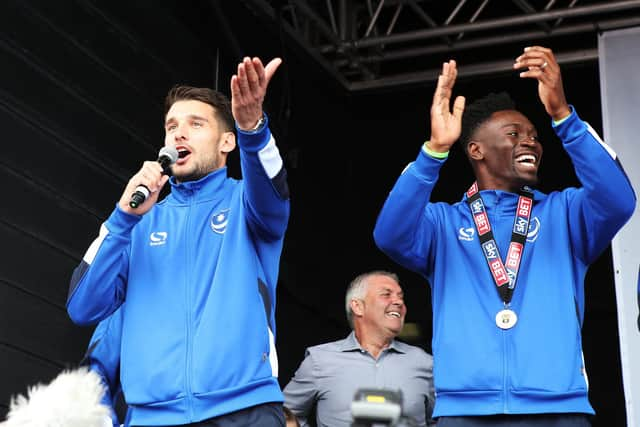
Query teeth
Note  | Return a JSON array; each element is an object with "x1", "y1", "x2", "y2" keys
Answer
[
  {"x1": 516, "y1": 154, "x2": 536, "y2": 164},
  {"x1": 387, "y1": 312, "x2": 401, "y2": 318}
]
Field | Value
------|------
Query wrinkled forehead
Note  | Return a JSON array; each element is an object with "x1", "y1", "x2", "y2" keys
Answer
[
  {"x1": 366, "y1": 275, "x2": 403, "y2": 295},
  {"x1": 165, "y1": 99, "x2": 216, "y2": 123}
]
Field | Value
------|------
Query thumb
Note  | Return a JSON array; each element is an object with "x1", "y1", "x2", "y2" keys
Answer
[
  {"x1": 264, "y1": 58, "x2": 283, "y2": 85},
  {"x1": 452, "y1": 96, "x2": 466, "y2": 121}
]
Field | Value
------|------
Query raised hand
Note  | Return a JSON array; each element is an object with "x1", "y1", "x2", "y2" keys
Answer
[
  {"x1": 429, "y1": 60, "x2": 465, "y2": 153},
  {"x1": 513, "y1": 46, "x2": 571, "y2": 121},
  {"x1": 231, "y1": 56, "x2": 282, "y2": 131}
]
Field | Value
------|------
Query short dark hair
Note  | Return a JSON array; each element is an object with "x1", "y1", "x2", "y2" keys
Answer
[
  {"x1": 459, "y1": 91, "x2": 516, "y2": 153},
  {"x1": 164, "y1": 85, "x2": 234, "y2": 133}
]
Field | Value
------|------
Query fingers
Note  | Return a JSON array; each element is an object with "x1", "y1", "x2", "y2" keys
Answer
[
  {"x1": 244, "y1": 57, "x2": 261, "y2": 94},
  {"x1": 231, "y1": 56, "x2": 282, "y2": 130},
  {"x1": 432, "y1": 60, "x2": 457, "y2": 113},
  {"x1": 429, "y1": 59, "x2": 463, "y2": 151},
  {"x1": 119, "y1": 161, "x2": 167, "y2": 214},
  {"x1": 230, "y1": 74, "x2": 241, "y2": 103},
  {"x1": 235, "y1": 60, "x2": 253, "y2": 102},
  {"x1": 513, "y1": 46, "x2": 555, "y2": 77},
  {"x1": 134, "y1": 161, "x2": 165, "y2": 193},
  {"x1": 233, "y1": 57, "x2": 282, "y2": 99}
]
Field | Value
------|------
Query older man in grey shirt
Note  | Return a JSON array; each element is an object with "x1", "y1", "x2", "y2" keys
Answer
[{"x1": 284, "y1": 271, "x2": 435, "y2": 427}]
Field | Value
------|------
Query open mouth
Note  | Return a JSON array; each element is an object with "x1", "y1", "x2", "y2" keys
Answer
[
  {"x1": 386, "y1": 311, "x2": 402, "y2": 318},
  {"x1": 515, "y1": 154, "x2": 538, "y2": 168},
  {"x1": 175, "y1": 147, "x2": 191, "y2": 164}
]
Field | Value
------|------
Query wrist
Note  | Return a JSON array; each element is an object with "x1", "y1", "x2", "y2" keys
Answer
[
  {"x1": 423, "y1": 141, "x2": 449, "y2": 159},
  {"x1": 238, "y1": 114, "x2": 266, "y2": 133},
  {"x1": 550, "y1": 105, "x2": 571, "y2": 122},
  {"x1": 425, "y1": 140, "x2": 450, "y2": 153}
]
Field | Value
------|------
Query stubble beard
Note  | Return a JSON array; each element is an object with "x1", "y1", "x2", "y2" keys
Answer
[{"x1": 173, "y1": 157, "x2": 221, "y2": 184}]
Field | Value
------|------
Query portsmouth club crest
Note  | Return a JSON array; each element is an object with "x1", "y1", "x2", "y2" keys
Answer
[{"x1": 210, "y1": 209, "x2": 230, "y2": 234}]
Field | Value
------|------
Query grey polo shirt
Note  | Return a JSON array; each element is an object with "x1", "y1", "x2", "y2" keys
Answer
[{"x1": 283, "y1": 332, "x2": 435, "y2": 427}]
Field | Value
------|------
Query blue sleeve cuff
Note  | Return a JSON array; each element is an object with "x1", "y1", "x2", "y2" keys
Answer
[
  {"x1": 109, "y1": 204, "x2": 142, "y2": 234},
  {"x1": 409, "y1": 146, "x2": 447, "y2": 181},
  {"x1": 236, "y1": 114, "x2": 271, "y2": 152},
  {"x1": 421, "y1": 141, "x2": 449, "y2": 159},
  {"x1": 551, "y1": 105, "x2": 576, "y2": 128}
]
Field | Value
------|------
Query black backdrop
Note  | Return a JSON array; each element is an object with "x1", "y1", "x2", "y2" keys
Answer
[{"x1": 0, "y1": 1, "x2": 626, "y2": 425}]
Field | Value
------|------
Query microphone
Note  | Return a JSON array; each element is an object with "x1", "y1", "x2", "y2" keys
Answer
[{"x1": 129, "y1": 146, "x2": 179, "y2": 209}]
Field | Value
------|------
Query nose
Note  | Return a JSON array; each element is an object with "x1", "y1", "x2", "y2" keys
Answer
[
  {"x1": 392, "y1": 296, "x2": 405, "y2": 308},
  {"x1": 520, "y1": 135, "x2": 539, "y2": 146},
  {"x1": 174, "y1": 123, "x2": 188, "y2": 141}
]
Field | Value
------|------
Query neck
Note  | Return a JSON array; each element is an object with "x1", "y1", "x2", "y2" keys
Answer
[
  {"x1": 476, "y1": 176, "x2": 523, "y2": 194},
  {"x1": 354, "y1": 327, "x2": 394, "y2": 359}
]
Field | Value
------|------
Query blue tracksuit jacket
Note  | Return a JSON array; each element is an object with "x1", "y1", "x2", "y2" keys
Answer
[
  {"x1": 83, "y1": 307, "x2": 127, "y2": 427},
  {"x1": 67, "y1": 119, "x2": 290, "y2": 425},
  {"x1": 373, "y1": 108, "x2": 636, "y2": 417}
]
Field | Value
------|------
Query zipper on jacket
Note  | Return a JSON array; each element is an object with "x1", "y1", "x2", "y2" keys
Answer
[{"x1": 184, "y1": 200, "x2": 194, "y2": 420}]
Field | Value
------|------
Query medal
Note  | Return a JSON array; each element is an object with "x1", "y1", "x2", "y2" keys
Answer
[
  {"x1": 466, "y1": 182, "x2": 533, "y2": 331},
  {"x1": 495, "y1": 309, "x2": 518, "y2": 329}
]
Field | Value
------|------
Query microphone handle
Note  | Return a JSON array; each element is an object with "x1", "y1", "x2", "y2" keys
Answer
[
  {"x1": 129, "y1": 152, "x2": 176, "y2": 209},
  {"x1": 158, "y1": 155, "x2": 174, "y2": 171},
  {"x1": 129, "y1": 185, "x2": 150, "y2": 209}
]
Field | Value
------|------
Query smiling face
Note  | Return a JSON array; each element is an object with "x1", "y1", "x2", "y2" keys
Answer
[
  {"x1": 354, "y1": 274, "x2": 406, "y2": 338},
  {"x1": 468, "y1": 109, "x2": 543, "y2": 192},
  {"x1": 164, "y1": 100, "x2": 235, "y2": 183}
]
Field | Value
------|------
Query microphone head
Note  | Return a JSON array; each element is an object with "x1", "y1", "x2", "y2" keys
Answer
[{"x1": 158, "y1": 146, "x2": 179, "y2": 165}]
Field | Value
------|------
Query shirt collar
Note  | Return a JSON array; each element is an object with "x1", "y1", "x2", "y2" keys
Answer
[{"x1": 339, "y1": 331, "x2": 406, "y2": 354}]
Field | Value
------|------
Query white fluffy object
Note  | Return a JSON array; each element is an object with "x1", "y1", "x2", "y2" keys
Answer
[{"x1": 1, "y1": 367, "x2": 111, "y2": 427}]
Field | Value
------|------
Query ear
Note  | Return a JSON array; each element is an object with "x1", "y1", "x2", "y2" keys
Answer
[
  {"x1": 220, "y1": 132, "x2": 236, "y2": 154},
  {"x1": 350, "y1": 299, "x2": 364, "y2": 317},
  {"x1": 467, "y1": 140, "x2": 484, "y2": 161}
]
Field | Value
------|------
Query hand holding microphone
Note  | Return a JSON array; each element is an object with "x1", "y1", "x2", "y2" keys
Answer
[{"x1": 119, "y1": 146, "x2": 179, "y2": 215}]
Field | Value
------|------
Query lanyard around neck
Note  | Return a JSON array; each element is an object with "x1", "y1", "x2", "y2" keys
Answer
[{"x1": 465, "y1": 182, "x2": 534, "y2": 305}]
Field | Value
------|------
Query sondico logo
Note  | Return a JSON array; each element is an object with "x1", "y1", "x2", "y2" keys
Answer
[
  {"x1": 149, "y1": 231, "x2": 168, "y2": 246},
  {"x1": 458, "y1": 227, "x2": 475, "y2": 241}
]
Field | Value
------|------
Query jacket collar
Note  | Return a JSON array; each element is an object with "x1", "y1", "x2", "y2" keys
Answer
[
  {"x1": 167, "y1": 167, "x2": 228, "y2": 204},
  {"x1": 461, "y1": 188, "x2": 544, "y2": 204}
]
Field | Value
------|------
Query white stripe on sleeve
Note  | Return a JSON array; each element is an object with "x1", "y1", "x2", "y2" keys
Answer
[
  {"x1": 268, "y1": 328, "x2": 279, "y2": 377},
  {"x1": 586, "y1": 123, "x2": 617, "y2": 160},
  {"x1": 258, "y1": 136, "x2": 284, "y2": 179},
  {"x1": 82, "y1": 224, "x2": 109, "y2": 265}
]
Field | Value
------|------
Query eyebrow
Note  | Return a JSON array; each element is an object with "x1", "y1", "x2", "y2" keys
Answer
[
  {"x1": 379, "y1": 287, "x2": 404, "y2": 296},
  {"x1": 500, "y1": 123, "x2": 523, "y2": 129},
  {"x1": 500, "y1": 123, "x2": 537, "y2": 132}
]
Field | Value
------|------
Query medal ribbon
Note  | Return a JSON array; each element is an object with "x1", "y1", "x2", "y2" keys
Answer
[{"x1": 465, "y1": 182, "x2": 533, "y2": 305}]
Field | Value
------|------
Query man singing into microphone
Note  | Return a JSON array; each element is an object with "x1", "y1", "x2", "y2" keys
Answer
[{"x1": 67, "y1": 56, "x2": 290, "y2": 426}]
